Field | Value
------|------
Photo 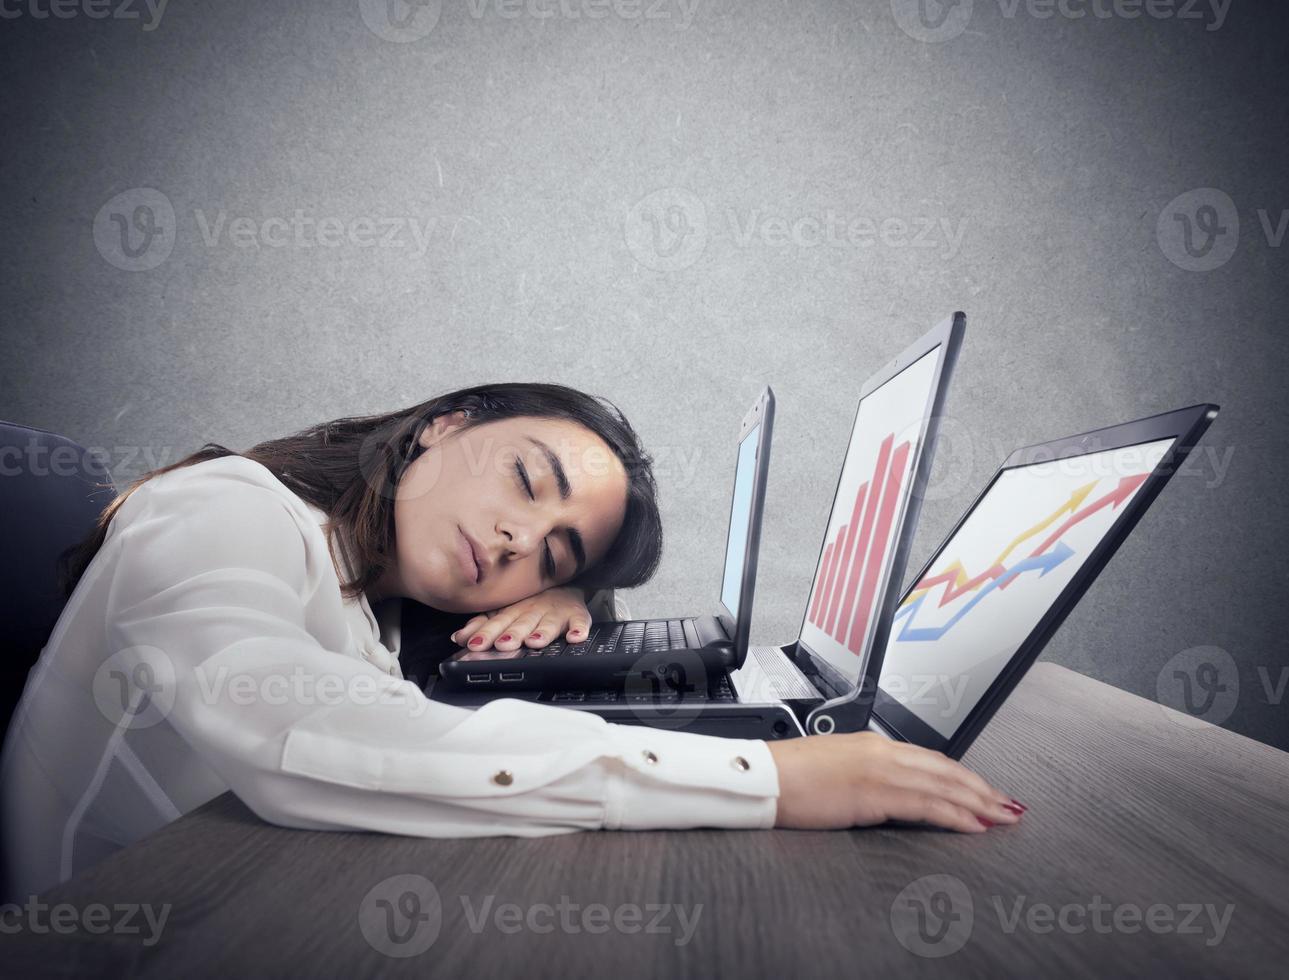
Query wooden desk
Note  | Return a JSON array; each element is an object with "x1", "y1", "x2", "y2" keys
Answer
[{"x1": 6, "y1": 664, "x2": 1287, "y2": 978}]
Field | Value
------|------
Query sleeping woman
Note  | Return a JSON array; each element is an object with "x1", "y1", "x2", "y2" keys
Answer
[{"x1": 0, "y1": 382, "x2": 1022, "y2": 898}]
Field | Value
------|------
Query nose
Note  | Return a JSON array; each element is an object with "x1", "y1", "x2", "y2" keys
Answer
[{"x1": 498, "y1": 517, "x2": 544, "y2": 561}]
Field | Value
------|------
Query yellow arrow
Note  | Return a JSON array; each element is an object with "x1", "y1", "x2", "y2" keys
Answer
[{"x1": 901, "y1": 481, "x2": 1097, "y2": 607}]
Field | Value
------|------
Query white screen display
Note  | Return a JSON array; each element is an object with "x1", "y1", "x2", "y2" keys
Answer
[
  {"x1": 720, "y1": 424, "x2": 760, "y2": 618},
  {"x1": 877, "y1": 437, "x2": 1175, "y2": 738},
  {"x1": 800, "y1": 348, "x2": 941, "y2": 684}
]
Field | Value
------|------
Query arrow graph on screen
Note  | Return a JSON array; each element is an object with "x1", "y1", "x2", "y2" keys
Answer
[
  {"x1": 807, "y1": 433, "x2": 912, "y2": 655},
  {"x1": 890, "y1": 473, "x2": 1149, "y2": 642}
]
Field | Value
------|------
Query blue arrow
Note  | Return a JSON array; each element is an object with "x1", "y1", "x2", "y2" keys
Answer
[{"x1": 892, "y1": 541, "x2": 1076, "y2": 642}]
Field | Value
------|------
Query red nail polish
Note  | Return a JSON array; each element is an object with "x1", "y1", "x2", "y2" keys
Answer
[
  {"x1": 977, "y1": 816, "x2": 995, "y2": 828},
  {"x1": 499, "y1": 634, "x2": 512, "y2": 643},
  {"x1": 469, "y1": 636, "x2": 484, "y2": 647},
  {"x1": 1003, "y1": 803, "x2": 1025, "y2": 816},
  {"x1": 1009, "y1": 799, "x2": 1028, "y2": 811},
  {"x1": 529, "y1": 632, "x2": 542, "y2": 640}
]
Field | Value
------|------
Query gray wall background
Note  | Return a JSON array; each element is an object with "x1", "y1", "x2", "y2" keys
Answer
[{"x1": 3, "y1": 0, "x2": 1285, "y2": 750}]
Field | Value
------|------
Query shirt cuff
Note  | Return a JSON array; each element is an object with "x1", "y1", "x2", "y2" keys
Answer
[{"x1": 598, "y1": 723, "x2": 781, "y2": 831}]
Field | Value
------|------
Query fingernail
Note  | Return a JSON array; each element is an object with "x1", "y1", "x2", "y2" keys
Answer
[
  {"x1": 499, "y1": 634, "x2": 512, "y2": 643},
  {"x1": 1008, "y1": 799, "x2": 1028, "y2": 812},
  {"x1": 529, "y1": 632, "x2": 542, "y2": 640},
  {"x1": 450, "y1": 632, "x2": 458, "y2": 644},
  {"x1": 469, "y1": 636, "x2": 484, "y2": 647},
  {"x1": 977, "y1": 816, "x2": 995, "y2": 828}
]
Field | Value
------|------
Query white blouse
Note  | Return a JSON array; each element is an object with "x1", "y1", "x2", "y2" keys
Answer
[{"x1": 0, "y1": 456, "x2": 779, "y2": 899}]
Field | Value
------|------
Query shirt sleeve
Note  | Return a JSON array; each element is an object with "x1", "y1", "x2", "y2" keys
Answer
[{"x1": 103, "y1": 467, "x2": 780, "y2": 838}]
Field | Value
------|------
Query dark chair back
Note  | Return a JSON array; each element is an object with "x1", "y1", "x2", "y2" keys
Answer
[{"x1": 0, "y1": 421, "x2": 116, "y2": 739}]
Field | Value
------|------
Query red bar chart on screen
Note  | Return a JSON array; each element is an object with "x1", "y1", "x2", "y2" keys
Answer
[{"x1": 807, "y1": 433, "x2": 912, "y2": 656}]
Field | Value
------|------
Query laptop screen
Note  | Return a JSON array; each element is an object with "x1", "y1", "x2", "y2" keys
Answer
[
  {"x1": 876, "y1": 436, "x2": 1176, "y2": 738},
  {"x1": 799, "y1": 347, "x2": 943, "y2": 685},
  {"x1": 719, "y1": 423, "x2": 760, "y2": 619}
]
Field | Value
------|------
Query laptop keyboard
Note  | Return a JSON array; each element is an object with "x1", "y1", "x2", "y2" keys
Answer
[
  {"x1": 546, "y1": 672, "x2": 737, "y2": 705},
  {"x1": 517, "y1": 619, "x2": 687, "y2": 658}
]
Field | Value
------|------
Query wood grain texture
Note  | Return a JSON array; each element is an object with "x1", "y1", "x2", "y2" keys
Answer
[{"x1": 5, "y1": 663, "x2": 1286, "y2": 979}]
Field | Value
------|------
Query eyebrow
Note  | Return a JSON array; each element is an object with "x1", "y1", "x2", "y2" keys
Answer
[{"x1": 525, "y1": 436, "x2": 586, "y2": 577}]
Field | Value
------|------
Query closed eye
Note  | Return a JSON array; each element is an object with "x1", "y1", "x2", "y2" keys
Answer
[{"x1": 514, "y1": 456, "x2": 558, "y2": 579}]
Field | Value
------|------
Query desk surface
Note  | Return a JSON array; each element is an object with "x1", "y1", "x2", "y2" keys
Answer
[{"x1": 7, "y1": 663, "x2": 1288, "y2": 979}]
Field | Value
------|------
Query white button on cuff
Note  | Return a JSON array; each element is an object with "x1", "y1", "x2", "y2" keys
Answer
[
  {"x1": 493, "y1": 770, "x2": 514, "y2": 786},
  {"x1": 642, "y1": 750, "x2": 659, "y2": 765},
  {"x1": 731, "y1": 756, "x2": 750, "y2": 772}
]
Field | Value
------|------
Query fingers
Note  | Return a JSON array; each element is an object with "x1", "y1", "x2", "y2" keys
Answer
[
  {"x1": 893, "y1": 742, "x2": 1022, "y2": 812},
  {"x1": 524, "y1": 613, "x2": 566, "y2": 648},
  {"x1": 563, "y1": 611, "x2": 593, "y2": 643},
  {"x1": 451, "y1": 614, "x2": 492, "y2": 647},
  {"x1": 880, "y1": 787, "x2": 990, "y2": 835},
  {"x1": 887, "y1": 767, "x2": 1022, "y2": 828},
  {"x1": 491, "y1": 611, "x2": 544, "y2": 652}
]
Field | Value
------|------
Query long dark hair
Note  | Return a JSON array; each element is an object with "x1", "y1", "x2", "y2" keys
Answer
[{"x1": 57, "y1": 383, "x2": 664, "y2": 604}]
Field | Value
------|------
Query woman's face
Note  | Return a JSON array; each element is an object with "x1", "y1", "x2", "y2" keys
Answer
[{"x1": 382, "y1": 412, "x2": 630, "y2": 613}]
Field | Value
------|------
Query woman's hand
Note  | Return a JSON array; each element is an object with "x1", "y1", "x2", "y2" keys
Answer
[
  {"x1": 766, "y1": 732, "x2": 1026, "y2": 833},
  {"x1": 450, "y1": 586, "x2": 593, "y2": 656}
]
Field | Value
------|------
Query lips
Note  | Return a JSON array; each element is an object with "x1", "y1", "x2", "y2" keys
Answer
[{"x1": 456, "y1": 525, "x2": 483, "y2": 585}]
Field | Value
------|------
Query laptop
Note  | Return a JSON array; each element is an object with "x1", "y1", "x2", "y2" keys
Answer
[
  {"x1": 428, "y1": 312, "x2": 967, "y2": 740},
  {"x1": 436, "y1": 386, "x2": 778, "y2": 692},
  {"x1": 866, "y1": 401, "x2": 1219, "y2": 758}
]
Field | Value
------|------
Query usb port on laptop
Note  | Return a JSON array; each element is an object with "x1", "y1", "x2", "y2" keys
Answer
[
  {"x1": 498, "y1": 672, "x2": 525, "y2": 683},
  {"x1": 465, "y1": 673, "x2": 492, "y2": 684}
]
